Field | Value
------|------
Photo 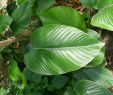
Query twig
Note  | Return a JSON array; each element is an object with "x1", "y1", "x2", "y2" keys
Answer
[{"x1": 0, "y1": 31, "x2": 31, "y2": 48}]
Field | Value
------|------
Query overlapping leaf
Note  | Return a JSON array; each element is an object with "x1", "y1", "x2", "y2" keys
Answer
[
  {"x1": 73, "y1": 80, "x2": 113, "y2": 95},
  {"x1": 24, "y1": 24, "x2": 104, "y2": 75},
  {"x1": 87, "y1": 29, "x2": 104, "y2": 66},
  {"x1": 75, "y1": 68, "x2": 113, "y2": 88},
  {"x1": 39, "y1": 6, "x2": 86, "y2": 31},
  {"x1": 91, "y1": 4, "x2": 113, "y2": 31},
  {"x1": 80, "y1": 0, "x2": 113, "y2": 9}
]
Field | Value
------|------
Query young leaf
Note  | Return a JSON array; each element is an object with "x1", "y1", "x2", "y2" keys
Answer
[
  {"x1": 73, "y1": 80, "x2": 113, "y2": 95},
  {"x1": 75, "y1": 68, "x2": 113, "y2": 88},
  {"x1": 8, "y1": 59, "x2": 22, "y2": 81},
  {"x1": 39, "y1": 6, "x2": 86, "y2": 31},
  {"x1": 0, "y1": 14, "x2": 12, "y2": 33},
  {"x1": 24, "y1": 24, "x2": 104, "y2": 75},
  {"x1": 91, "y1": 4, "x2": 113, "y2": 31},
  {"x1": 10, "y1": 0, "x2": 35, "y2": 35},
  {"x1": 8, "y1": 59, "x2": 27, "y2": 88}
]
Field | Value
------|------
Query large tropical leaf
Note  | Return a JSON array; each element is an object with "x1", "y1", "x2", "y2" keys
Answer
[
  {"x1": 39, "y1": 6, "x2": 86, "y2": 31},
  {"x1": 72, "y1": 80, "x2": 113, "y2": 95},
  {"x1": 75, "y1": 68, "x2": 113, "y2": 88},
  {"x1": 0, "y1": 14, "x2": 12, "y2": 33},
  {"x1": 10, "y1": 0, "x2": 35, "y2": 35},
  {"x1": 91, "y1": 4, "x2": 113, "y2": 31},
  {"x1": 24, "y1": 24, "x2": 104, "y2": 75}
]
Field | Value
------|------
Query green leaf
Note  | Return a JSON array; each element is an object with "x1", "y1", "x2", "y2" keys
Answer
[
  {"x1": 75, "y1": 68, "x2": 113, "y2": 88},
  {"x1": 80, "y1": 0, "x2": 113, "y2": 9},
  {"x1": 91, "y1": 4, "x2": 113, "y2": 31},
  {"x1": 52, "y1": 75, "x2": 69, "y2": 89},
  {"x1": 24, "y1": 68, "x2": 43, "y2": 84},
  {"x1": 88, "y1": 49, "x2": 104, "y2": 66},
  {"x1": 10, "y1": 0, "x2": 35, "y2": 35},
  {"x1": 39, "y1": 6, "x2": 86, "y2": 31},
  {"x1": 86, "y1": 29, "x2": 104, "y2": 67},
  {"x1": 24, "y1": 24, "x2": 104, "y2": 75},
  {"x1": 0, "y1": 14, "x2": 12, "y2": 33},
  {"x1": 95, "y1": 0, "x2": 113, "y2": 9},
  {"x1": 35, "y1": 0, "x2": 55, "y2": 13},
  {"x1": 8, "y1": 59, "x2": 27, "y2": 88},
  {"x1": 8, "y1": 59, "x2": 21, "y2": 81},
  {"x1": 80, "y1": 0, "x2": 96, "y2": 8},
  {"x1": 87, "y1": 29, "x2": 102, "y2": 41},
  {"x1": 73, "y1": 80, "x2": 113, "y2": 95}
]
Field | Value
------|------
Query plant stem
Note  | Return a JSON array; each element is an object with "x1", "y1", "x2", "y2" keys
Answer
[{"x1": 0, "y1": 31, "x2": 31, "y2": 48}]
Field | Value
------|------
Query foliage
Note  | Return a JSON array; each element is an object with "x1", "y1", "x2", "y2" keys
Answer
[{"x1": 0, "y1": 0, "x2": 113, "y2": 95}]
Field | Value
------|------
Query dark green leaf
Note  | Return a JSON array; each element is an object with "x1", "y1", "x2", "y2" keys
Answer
[
  {"x1": 52, "y1": 75, "x2": 69, "y2": 89},
  {"x1": 35, "y1": 0, "x2": 55, "y2": 13},
  {"x1": 39, "y1": 6, "x2": 86, "y2": 31},
  {"x1": 10, "y1": 0, "x2": 35, "y2": 35}
]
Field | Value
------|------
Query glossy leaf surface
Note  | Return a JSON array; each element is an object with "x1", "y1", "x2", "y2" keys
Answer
[{"x1": 24, "y1": 24, "x2": 104, "y2": 75}]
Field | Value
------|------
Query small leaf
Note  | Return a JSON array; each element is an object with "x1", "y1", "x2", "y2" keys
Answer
[
  {"x1": 91, "y1": 4, "x2": 113, "y2": 31},
  {"x1": 75, "y1": 68, "x2": 113, "y2": 88},
  {"x1": 39, "y1": 6, "x2": 86, "y2": 31},
  {"x1": 73, "y1": 80, "x2": 113, "y2": 95},
  {"x1": 24, "y1": 24, "x2": 104, "y2": 75},
  {"x1": 8, "y1": 59, "x2": 21, "y2": 81},
  {"x1": 0, "y1": 14, "x2": 12, "y2": 33}
]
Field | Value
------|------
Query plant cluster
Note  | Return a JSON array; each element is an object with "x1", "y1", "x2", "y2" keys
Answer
[{"x1": 0, "y1": 0, "x2": 113, "y2": 95}]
